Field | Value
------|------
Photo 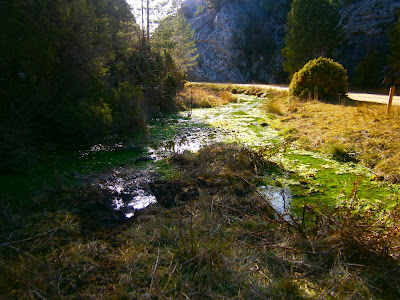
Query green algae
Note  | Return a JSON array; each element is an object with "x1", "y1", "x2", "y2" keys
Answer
[
  {"x1": 3, "y1": 93, "x2": 398, "y2": 214},
  {"x1": 188, "y1": 94, "x2": 399, "y2": 213}
]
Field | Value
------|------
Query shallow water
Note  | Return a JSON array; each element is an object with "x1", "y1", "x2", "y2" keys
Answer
[
  {"x1": 96, "y1": 95, "x2": 287, "y2": 217},
  {"x1": 98, "y1": 169, "x2": 157, "y2": 218},
  {"x1": 259, "y1": 185, "x2": 292, "y2": 222},
  {"x1": 94, "y1": 93, "x2": 390, "y2": 218},
  {"x1": 95, "y1": 116, "x2": 228, "y2": 217},
  {"x1": 147, "y1": 122, "x2": 223, "y2": 159},
  {"x1": 189, "y1": 95, "x2": 282, "y2": 147}
]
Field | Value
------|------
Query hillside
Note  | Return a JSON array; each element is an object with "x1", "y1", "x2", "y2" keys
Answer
[{"x1": 183, "y1": 0, "x2": 400, "y2": 83}]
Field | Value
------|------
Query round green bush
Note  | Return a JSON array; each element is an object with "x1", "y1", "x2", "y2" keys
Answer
[{"x1": 289, "y1": 57, "x2": 348, "y2": 101}]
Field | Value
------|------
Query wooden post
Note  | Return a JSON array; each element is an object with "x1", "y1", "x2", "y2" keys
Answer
[
  {"x1": 387, "y1": 86, "x2": 395, "y2": 114},
  {"x1": 190, "y1": 89, "x2": 193, "y2": 117}
]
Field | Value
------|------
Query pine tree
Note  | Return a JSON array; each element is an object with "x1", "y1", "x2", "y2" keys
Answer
[
  {"x1": 151, "y1": 12, "x2": 198, "y2": 71},
  {"x1": 203, "y1": 0, "x2": 223, "y2": 10},
  {"x1": 282, "y1": 0, "x2": 342, "y2": 77},
  {"x1": 390, "y1": 10, "x2": 400, "y2": 72}
]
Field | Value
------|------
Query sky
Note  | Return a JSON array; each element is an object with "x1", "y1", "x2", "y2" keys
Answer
[{"x1": 126, "y1": 0, "x2": 175, "y2": 30}]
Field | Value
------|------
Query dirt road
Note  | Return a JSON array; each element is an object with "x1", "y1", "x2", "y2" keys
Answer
[{"x1": 347, "y1": 91, "x2": 400, "y2": 105}]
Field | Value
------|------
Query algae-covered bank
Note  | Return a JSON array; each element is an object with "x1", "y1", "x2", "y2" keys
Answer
[
  {"x1": 187, "y1": 92, "x2": 399, "y2": 213},
  {"x1": 1, "y1": 89, "x2": 400, "y2": 299}
]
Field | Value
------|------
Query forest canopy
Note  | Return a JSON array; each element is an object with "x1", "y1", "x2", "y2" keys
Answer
[{"x1": 0, "y1": 0, "x2": 185, "y2": 171}]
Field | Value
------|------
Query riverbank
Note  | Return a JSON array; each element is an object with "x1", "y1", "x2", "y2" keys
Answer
[
  {"x1": 261, "y1": 89, "x2": 400, "y2": 183},
  {"x1": 1, "y1": 87, "x2": 400, "y2": 298}
]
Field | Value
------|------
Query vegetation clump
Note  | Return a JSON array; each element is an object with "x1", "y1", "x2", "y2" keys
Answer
[
  {"x1": 175, "y1": 84, "x2": 237, "y2": 109},
  {"x1": 289, "y1": 57, "x2": 348, "y2": 101},
  {"x1": 2, "y1": 144, "x2": 400, "y2": 298}
]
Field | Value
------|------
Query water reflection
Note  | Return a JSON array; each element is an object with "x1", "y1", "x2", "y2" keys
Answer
[
  {"x1": 111, "y1": 190, "x2": 157, "y2": 218},
  {"x1": 99, "y1": 170, "x2": 156, "y2": 218},
  {"x1": 90, "y1": 142, "x2": 124, "y2": 152},
  {"x1": 127, "y1": 191, "x2": 157, "y2": 210},
  {"x1": 95, "y1": 119, "x2": 224, "y2": 218},
  {"x1": 148, "y1": 124, "x2": 223, "y2": 159},
  {"x1": 259, "y1": 185, "x2": 292, "y2": 221}
]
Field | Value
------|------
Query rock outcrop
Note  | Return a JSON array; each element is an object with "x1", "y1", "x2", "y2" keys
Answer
[
  {"x1": 184, "y1": 0, "x2": 400, "y2": 83},
  {"x1": 184, "y1": 0, "x2": 250, "y2": 82},
  {"x1": 340, "y1": 0, "x2": 400, "y2": 78}
]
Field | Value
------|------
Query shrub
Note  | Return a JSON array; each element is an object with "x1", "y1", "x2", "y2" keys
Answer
[
  {"x1": 110, "y1": 82, "x2": 146, "y2": 136},
  {"x1": 289, "y1": 57, "x2": 348, "y2": 101},
  {"x1": 75, "y1": 97, "x2": 113, "y2": 139}
]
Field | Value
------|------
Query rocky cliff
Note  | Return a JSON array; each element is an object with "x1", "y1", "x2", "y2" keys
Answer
[
  {"x1": 183, "y1": 0, "x2": 250, "y2": 82},
  {"x1": 340, "y1": 0, "x2": 400, "y2": 79},
  {"x1": 184, "y1": 0, "x2": 400, "y2": 84}
]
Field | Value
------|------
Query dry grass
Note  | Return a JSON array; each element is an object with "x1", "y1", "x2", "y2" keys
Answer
[
  {"x1": 2, "y1": 144, "x2": 400, "y2": 298},
  {"x1": 262, "y1": 91, "x2": 400, "y2": 183},
  {"x1": 186, "y1": 82, "x2": 271, "y2": 98},
  {"x1": 262, "y1": 90, "x2": 287, "y2": 115},
  {"x1": 175, "y1": 85, "x2": 237, "y2": 110}
]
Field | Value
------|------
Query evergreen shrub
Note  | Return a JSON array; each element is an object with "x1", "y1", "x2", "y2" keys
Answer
[
  {"x1": 110, "y1": 82, "x2": 146, "y2": 136},
  {"x1": 76, "y1": 98, "x2": 113, "y2": 138},
  {"x1": 289, "y1": 57, "x2": 348, "y2": 101}
]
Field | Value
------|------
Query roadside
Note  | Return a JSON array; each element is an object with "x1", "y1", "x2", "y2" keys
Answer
[
  {"x1": 348, "y1": 91, "x2": 400, "y2": 105},
  {"x1": 191, "y1": 82, "x2": 400, "y2": 105}
]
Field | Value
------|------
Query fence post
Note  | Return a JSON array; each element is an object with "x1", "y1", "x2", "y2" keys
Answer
[{"x1": 387, "y1": 86, "x2": 395, "y2": 114}]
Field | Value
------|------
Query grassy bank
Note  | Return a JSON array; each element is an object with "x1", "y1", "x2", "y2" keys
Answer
[
  {"x1": 174, "y1": 82, "x2": 279, "y2": 111},
  {"x1": 174, "y1": 84, "x2": 237, "y2": 110},
  {"x1": 261, "y1": 90, "x2": 400, "y2": 183}
]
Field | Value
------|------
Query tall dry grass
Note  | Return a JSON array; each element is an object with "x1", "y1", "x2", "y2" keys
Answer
[
  {"x1": 263, "y1": 91, "x2": 400, "y2": 183},
  {"x1": 175, "y1": 86, "x2": 237, "y2": 110}
]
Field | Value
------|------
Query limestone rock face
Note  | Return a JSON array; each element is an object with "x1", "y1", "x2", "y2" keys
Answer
[
  {"x1": 184, "y1": 0, "x2": 400, "y2": 83},
  {"x1": 339, "y1": 0, "x2": 400, "y2": 77},
  {"x1": 185, "y1": 0, "x2": 249, "y2": 82}
]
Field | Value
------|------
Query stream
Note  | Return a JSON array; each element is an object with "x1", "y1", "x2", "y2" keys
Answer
[
  {"x1": 94, "y1": 94, "x2": 293, "y2": 218},
  {"x1": 93, "y1": 93, "x2": 395, "y2": 219}
]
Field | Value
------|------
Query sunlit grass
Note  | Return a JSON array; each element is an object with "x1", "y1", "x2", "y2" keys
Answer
[
  {"x1": 175, "y1": 85, "x2": 237, "y2": 109},
  {"x1": 262, "y1": 91, "x2": 400, "y2": 183}
]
